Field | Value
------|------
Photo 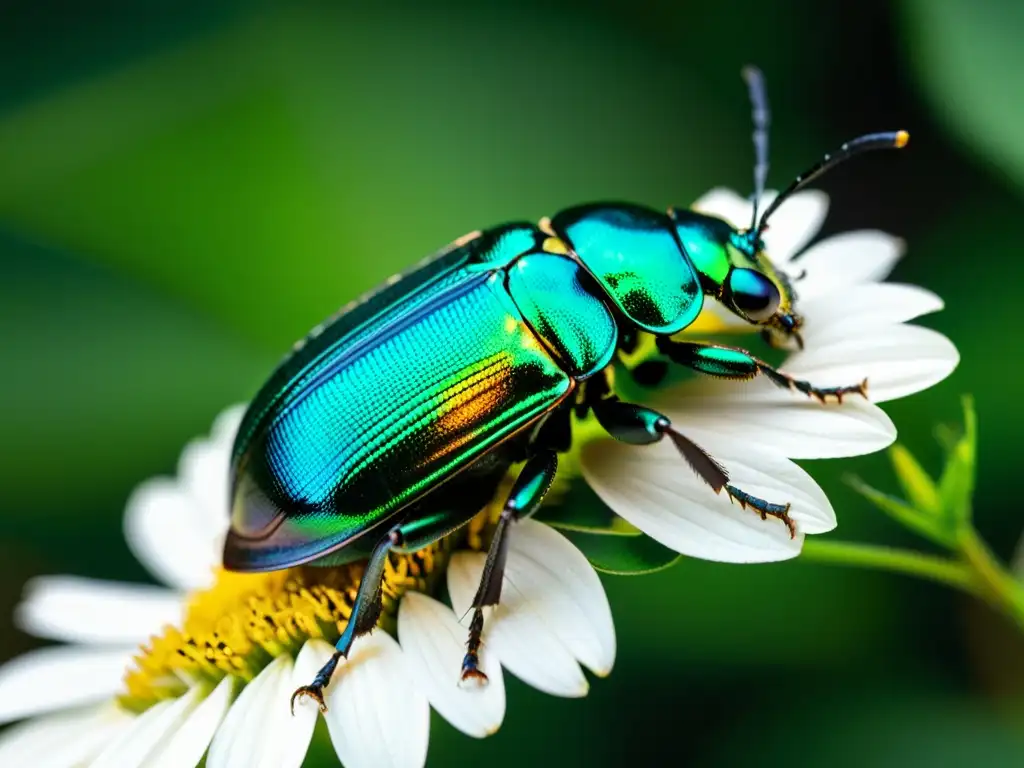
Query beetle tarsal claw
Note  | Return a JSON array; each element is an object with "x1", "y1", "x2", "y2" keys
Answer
[
  {"x1": 460, "y1": 664, "x2": 489, "y2": 687},
  {"x1": 290, "y1": 685, "x2": 328, "y2": 716}
]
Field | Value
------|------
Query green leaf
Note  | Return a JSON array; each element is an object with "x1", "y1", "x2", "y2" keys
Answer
[
  {"x1": 846, "y1": 475, "x2": 956, "y2": 547},
  {"x1": 888, "y1": 444, "x2": 941, "y2": 516},
  {"x1": 535, "y1": 482, "x2": 641, "y2": 537},
  {"x1": 903, "y1": 0, "x2": 1024, "y2": 191},
  {"x1": 561, "y1": 529, "x2": 682, "y2": 576},
  {"x1": 936, "y1": 395, "x2": 977, "y2": 527}
]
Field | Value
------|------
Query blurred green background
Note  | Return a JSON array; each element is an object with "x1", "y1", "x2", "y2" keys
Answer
[{"x1": 3, "y1": 0, "x2": 1024, "y2": 765}]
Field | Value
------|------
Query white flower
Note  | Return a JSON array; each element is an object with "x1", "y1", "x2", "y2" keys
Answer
[
  {"x1": 581, "y1": 187, "x2": 959, "y2": 564},
  {"x1": 0, "y1": 408, "x2": 615, "y2": 768},
  {"x1": 0, "y1": 187, "x2": 958, "y2": 765}
]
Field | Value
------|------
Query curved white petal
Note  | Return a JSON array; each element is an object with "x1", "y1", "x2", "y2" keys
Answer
[
  {"x1": 177, "y1": 404, "x2": 244, "y2": 537},
  {"x1": 505, "y1": 520, "x2": 615, "y2": 676},
  {"x1": 758, "y1": 190, "x2": 829, "y2": 265},
  {"x1": 799, "y1": 284, "x2": 945, "y2": 345},
  {"x1": 789, "y1": 230, "x2": 904, "y2": 300},
  {"x1": 784, "y1": 324, "x2": 959, "y2": 403},
  {"x1": 691, "y1": 187, "x2": 751, "y2": 228},
  {"x1": 581, "y1": 435, "x2": 833, "y2": 563},
  {"x1": 207, "y1": 655, "x2": 292, "y2": 768},
  {"x1": 692, "y1": 188, "x2": 829, "y2": 267},
  {"x1": 398, "y1": 593, "x2": 505, "y2": 738},
  {"x1": 176, "y1": 440, "x2": 230, "y2": 546},
  {"x1": 124, "y1": 479, "x2": 219, "y2": 591},
  {"x1": 275, "y1": 642, "x2": 329, "y2": 768},
  {"x1": 15, "y1": 576, "x2": 183, "y2": 646},
  {"x1": 0, "y1": 646, "x2": 136, "y2": 725},
  {"x1": 653, "y1": 377, "x2": 896, "y2": 459},
  {"x1": 212, "y1": 404, "x2": 247, "y2": 446},
  {"x1": 90, "y1": 687, "x2": 201, "y2": 768},
  {"x1": 323, "y1": 633, "x2": 429, "y2": 768},
  {"x1": 149, "y1": 677, "x2": 233, "y2": 768},
  {"x1": 447, "y1": 553, "x2": 588, "y2": 698},
  {"x1": 0, "y1": 704, "x2": 132, "y2": 768}
]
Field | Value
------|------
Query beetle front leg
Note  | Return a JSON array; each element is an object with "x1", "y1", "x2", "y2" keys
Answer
[
  {"x1": 592, "y1": 398, "x2": 796, "y2": 536},
  {"x1": 461, "y1": 450, "x2": 559, "y2": 683},
  {"x1": 657, "y1": 338, "x2": 868, "y2": 403}
]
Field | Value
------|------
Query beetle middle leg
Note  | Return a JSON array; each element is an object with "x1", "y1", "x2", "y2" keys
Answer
[
  {"x1": 657, "y1": 338, "x2": 868, "y2": 403},
  {"x1": 460, "y1": 449, "x2": 559, "y2": 682},
  {"x1": 591, "y1": 397, "x2": 796, "y2": 536},
  {"x1": 290, "y1": 505, "x2": 483, "y2": 714}
]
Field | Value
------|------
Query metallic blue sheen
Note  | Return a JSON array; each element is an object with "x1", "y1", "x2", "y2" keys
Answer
[
  {"x1": 551, "y1": 203, "x2": 704, "y2": 334},
  {"x1": 507, "y1": 253, "x2": 618, "y2": 378},
  {"x1": 227, "y1": 235, "x2": 577, "y2": 571}
]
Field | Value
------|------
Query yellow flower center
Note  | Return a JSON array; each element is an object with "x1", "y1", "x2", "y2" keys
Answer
[
  {"x1": 117, "y1": 466, "x2": 577, "y2": 713},
  {"x1": 120, "y1": 529, "x2": 469, "y2": 712}
]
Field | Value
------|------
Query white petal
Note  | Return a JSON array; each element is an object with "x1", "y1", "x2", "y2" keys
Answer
[
  {"x1": 784, "y1": 324, "x2": 959, "y2": 403},
  {"x1": 0, "y1": 704, "x2": 132, "y2": 768},
  {"x1": 581, "y1": 435, "x2": 835, "y2": 563},
  {"x1": 90, "y1": 687, "x2": 201, "y2": 768},
  {"x1": 212, "y1": 404, "x2": 247, "y2": 445},
  {"x1": 178, "y1": 404, "x2": 245, "y2": 537},
  {"x1": 799, "y1": 284, "x2": 945, "y2": 345},
  {"x1": 149, "y1": 677, "x2": 234, "y2": 768},
  {"x1": 447, "y1": 553, "x2": 588, "y2": 698},
  {"x1": 272, "y1": 642, "x2": 327, "y2": 768},
  {"x1": 398, "y1": 593, "x2": 505, "y2": 738},
  {"x1": 323, "y1": 633, "x2": 429, "y2": 768},
  {"x1": 692, "y1": 188, "x2": 828, "y2": 266},
  {"x1": 16, "y1": 576, "x2": 183, "y2": 646},
  {"x1": 653, "y1": 377, "x2": 896, "y2": 459},
  {"x1": 207, "y1": 655, "x2": 292, "y2": 768},
  {"x1": 691, "y1": 187, "x2": 751, "y2": 228},
  {"x1": 789, "y1": 230, "x2": 904, "y2": 299},
  {"x1": 124, "y1": 479, "x2": 220, "y2": 591},
  {"x1": 759, "y1": 190, "x2": 829, "y2": 265},
  {"x1": 226, "y1": 642, "x2": 322, "y2": 768},
  {"x1": 505, "y1": 520, "x2": 615, "y2": 676},
  {"x1": 0, "y1": 646, "x2": 136, "y2": 725}
]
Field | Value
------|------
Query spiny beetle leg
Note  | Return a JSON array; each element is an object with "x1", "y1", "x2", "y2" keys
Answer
[
  {"x1": 591, "y1": 398, "x2": 727, "y2": 492},
  {"x1": 292, "y1": 505, "x2": 483, "y2": 714},
  {"x1": 461, "y1": 450, "x2": 558, "y2": 683},
  {"x1": 725, "y1": 484, "x2": 796, "y2": 538},
  {"x1": 290, "y1": 527, "x2": 401, "y2": 715},
  {"x1": 656, "y1": 338, "x2": 868, "y2": 404},
  {"x1": 592, "y1": 398, "x2": 796, "y2": 535}
]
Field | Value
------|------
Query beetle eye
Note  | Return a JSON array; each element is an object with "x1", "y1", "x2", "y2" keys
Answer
[{"x1": 725, "y1": 268, "x2": 781, "y2": 323}]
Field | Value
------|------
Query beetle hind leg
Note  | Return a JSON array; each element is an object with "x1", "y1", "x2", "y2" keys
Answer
[
  {"x1": 291, "y1": 505, "x2": 484, "y2": 715},
  {"x1": 592, "y1": 397, "x2": 796, "y2": 537},
  {"x1": 460, "y1": 450, "x2": 559, "y2": 683}
]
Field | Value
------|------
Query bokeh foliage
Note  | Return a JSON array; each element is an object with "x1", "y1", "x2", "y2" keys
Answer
[{"x1": 2, "y1": 0, "x2": 1023, "y2": 764}]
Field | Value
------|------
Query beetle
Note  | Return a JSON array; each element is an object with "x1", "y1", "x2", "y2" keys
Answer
[{"x1": 224, "y1": 67, "x2": 908, "y2": 712}]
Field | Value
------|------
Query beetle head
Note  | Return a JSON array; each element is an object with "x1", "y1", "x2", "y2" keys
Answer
[{"x1": 669, "y1": 209, "x2": 802, "y2": 346}]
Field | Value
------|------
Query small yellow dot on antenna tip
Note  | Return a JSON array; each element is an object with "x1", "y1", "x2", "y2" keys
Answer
[{"x1": 895, "y1": 130, "x2": 910, "y2": 148}]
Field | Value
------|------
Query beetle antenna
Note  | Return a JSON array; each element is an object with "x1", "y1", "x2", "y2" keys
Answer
[
  {"x1": 754, "y1": 130, "x2": 910, "y2": 240},
  {"x1": 742, "y1": 65, "x2": 771, "y2": 232}
]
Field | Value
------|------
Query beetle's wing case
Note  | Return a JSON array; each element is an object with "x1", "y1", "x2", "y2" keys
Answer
[{"x1": 226, "y1": 226, "x2": 575, "y2": 572}]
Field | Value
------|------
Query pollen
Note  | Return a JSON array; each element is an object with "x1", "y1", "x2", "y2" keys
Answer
[
  {"x1": 118, "y1": 537, "x2": 453, "y2": 712},
  {"x1": 116, "y1": 460, "x2": 580, "y2": 714}
]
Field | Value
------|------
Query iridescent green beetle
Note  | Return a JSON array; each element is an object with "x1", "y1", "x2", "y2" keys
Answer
[{"x1": 224, "y1": 68, "x2": 908, "y2": 712}]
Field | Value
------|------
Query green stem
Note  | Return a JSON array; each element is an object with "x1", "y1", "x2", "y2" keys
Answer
[
  {"x1": 802, "y1": 536, "x2": 1024, "y2": 633},
  {"x1": 800, "y1": 539, "x2": 980, "y2": 596},
  {"x1": 957, "y1": 529, "x2": 1024, "y2": 631}
]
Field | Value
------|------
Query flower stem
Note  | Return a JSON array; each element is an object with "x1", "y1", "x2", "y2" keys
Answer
[
  {"x1": 957, "y1": 529, "x2": 1024, "y2": 630},
  {"x1": 800, "y1": 540, "x2": 979, "y2": 595},
  {"x1": 802, "y1": 537, "x2": 1024, "y2": 632}
]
